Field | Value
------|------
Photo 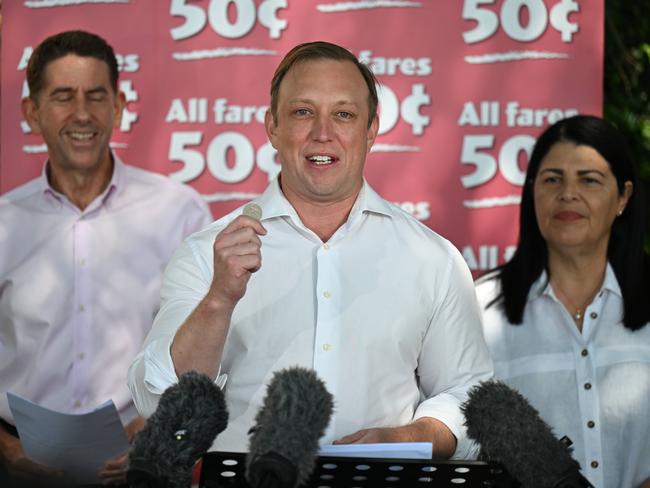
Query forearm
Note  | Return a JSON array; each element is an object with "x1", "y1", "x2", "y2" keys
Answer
[
  {"x1": 408, "y1": 417, "x2": 457, "y2": 458},
  {"x1": 170, "y1": 294, "x2": 235, "y2": 379},
  {"x1": 334, "y1": 417, "x2": 457, "y2": 459}
]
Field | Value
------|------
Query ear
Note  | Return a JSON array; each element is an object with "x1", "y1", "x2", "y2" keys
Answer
[
  {"x1": 618, "y1": 181, "x2": 633, "y2": 214},
  {"x1": 264, "y1": 109, "x2": 278, "y2": 149},
  {"x1": 366, "y1": 114, "x2": 379, "y2": 153},
  {"x1": 112, "y1": 90, "x2": 127, "y2": 129},
  {"x1": 21, "y1": 96, "x2": 43, "y2": 135}
]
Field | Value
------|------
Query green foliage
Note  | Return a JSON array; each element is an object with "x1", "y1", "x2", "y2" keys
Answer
[{"x1": 603, "y1": 1, "x2": 650, "y2": 251}]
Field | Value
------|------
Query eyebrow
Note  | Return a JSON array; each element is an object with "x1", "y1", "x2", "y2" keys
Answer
[
  {"x1": 539, "y1": 168, "x2": 606, "y2": 177},
  {"x1": 48, "y1": 86, "x2": 109, "y2": 97},
  {"x1": 288, "y1": 98, "x2": 359, "y2": 107}
]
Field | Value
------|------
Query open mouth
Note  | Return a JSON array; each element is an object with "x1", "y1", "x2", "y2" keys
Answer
[
  {"x1": 67, "y1": 131, "x2": 97, "y2": 142},
  {"x1": 307, "y1": 154, "x2": 337, "y2": 166}
]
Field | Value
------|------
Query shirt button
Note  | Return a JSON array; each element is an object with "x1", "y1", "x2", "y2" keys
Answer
[
  {"x1": 79, "y1": 259, "x2": 86, "y2": 266},
  {"x1": 590, "y1": 312, "x2": 598, "y2": 319},
  {"x1": 79, "y1": 304, "x2": 85, "y2": 312},
  {"x1": 322, "y1": 344, "x2": 332, "y2": 351},
  {"x1": 591, "y1": 461, "x2": 599, "y2": 469},
  {"x1": 323, "y1": 243, "x2": 330, "y2": 250},
  {"x1": 587, "y1": 420, "x2": 595, "y2": 428},
  {"x1": 581, "y1": 349, "x2": 588, "y2": 357},
  {"x1": 323, "y1": 291, "x2": 331, "y2": 299},
  {"x1": 73, "y1": 400, "x2": 81, "y2": 408},
  {"x1": 584, "y1": 382, "x2": 592, "y2": 390},
  {"x1": 78, "y1": 353, "x2": 85, "y2": 360}
]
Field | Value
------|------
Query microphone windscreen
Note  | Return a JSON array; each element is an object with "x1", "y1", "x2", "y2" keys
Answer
[
  {"x1": 128, "y1": 371, "x2": 228, "y2": 488},
  {"x1": 462, "y1": 380, "x2": 586, "y2": 488},
  {"x1": 246, "y1": 367, "x2": 334, "y2": 488}
]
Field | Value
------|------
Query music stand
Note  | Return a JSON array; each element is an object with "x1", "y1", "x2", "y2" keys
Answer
[{"x1": 200, "y1": 451, "x2": 517, "y2": 487}]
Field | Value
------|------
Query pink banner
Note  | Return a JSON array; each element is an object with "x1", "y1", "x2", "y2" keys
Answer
[{"x1": 0, "y1": 0, "x2": 603, "y2": 273}]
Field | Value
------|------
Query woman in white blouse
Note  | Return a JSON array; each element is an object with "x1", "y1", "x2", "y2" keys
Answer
[{"x1": 476, "y1": 115, "x2": 650, "y2": 488}]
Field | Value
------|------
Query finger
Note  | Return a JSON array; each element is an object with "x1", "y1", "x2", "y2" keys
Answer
[
  {"x1": 333, "y1": 430, "x2": 366, "y2": 445},
  {"x1": 99, "y1": 455, "x2": 127, "y2": 484},
  {"x1": 215, "y1": 227, "x2": 263, "y2": 253},
  {"x1": 102, "y1": 458, "x2": 125, "y2": 471},
  {"x1": 99, "y1": 471, "x2": 127, "y2": 485},
  {"x1": 220, "y1": 215, "x2": 267, "y2": 237},
  {"x1": 225, "y1": 253, "x2": 263, "y2": 276},
  {"x1": 217, "y1": 241, "x2": 262, "y2": 260}
]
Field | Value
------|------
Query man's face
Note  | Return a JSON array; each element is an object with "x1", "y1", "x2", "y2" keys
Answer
[
  {"x1": 22, "y1": 54, "x2": 124, "y2": 175},
  {"x1": 265, "y1": 58, "x2": 378, "y2": 207}
]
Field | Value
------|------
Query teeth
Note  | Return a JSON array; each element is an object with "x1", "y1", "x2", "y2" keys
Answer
[
  {"x1": 309, "y1": 155, "x2": 333, "y2": 165},
  {"x1": 69, "y1": 132, "x2": 94, "y2": 141}
]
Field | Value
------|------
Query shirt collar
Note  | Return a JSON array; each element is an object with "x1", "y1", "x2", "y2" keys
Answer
[
  {"x1": 531, "y1": 261, "x2": 622, "y2": 301},
  {"x1": 38, "y1": 152, "x2": 124, "y2": 210},
  {"x1": 253, "y1": 177, "x2": 394, "y2": 225}
]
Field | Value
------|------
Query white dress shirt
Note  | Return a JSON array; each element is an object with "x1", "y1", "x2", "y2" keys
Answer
[
  {"x1": 0, "y1": 156, "x2": 212, "y2": 427},
  {"x1": 129, "y1": 178, "x2": 493, "y2": 457},
  {"x1": 476, "y1": 265, "x2": 650, "y2": 488}
]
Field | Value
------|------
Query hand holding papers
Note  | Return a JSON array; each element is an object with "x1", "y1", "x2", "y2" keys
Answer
[{"x1": 7, "y1": 392, "x2": 129, "y2": 484}]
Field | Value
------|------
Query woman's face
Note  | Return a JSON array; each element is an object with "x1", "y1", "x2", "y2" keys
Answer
[{"x1": 533, "y1": 141, "x2": 632, "y2": 254}]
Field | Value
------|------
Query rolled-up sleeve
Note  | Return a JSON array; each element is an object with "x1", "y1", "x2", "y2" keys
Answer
[
  {"x1": 128, "y1": 236, "x2": 213, "y2": 416},
  {"x1": 413, "y1": 245, "x2": 493, "y2": 459}
]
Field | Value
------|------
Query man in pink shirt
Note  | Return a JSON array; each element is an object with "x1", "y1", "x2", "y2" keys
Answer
[{"x1": 0, "y1": 30, "x2": 212, "y2": 486}]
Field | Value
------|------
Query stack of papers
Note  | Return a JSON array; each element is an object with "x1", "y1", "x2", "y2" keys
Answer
[
  {"x1": 7, "y1": 392, "x2": 129, "y2": 484},
  {"x1": 319, "y1": 442, "x2": 433, "y2": 459}
]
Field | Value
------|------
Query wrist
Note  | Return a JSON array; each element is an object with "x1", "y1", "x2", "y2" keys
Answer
[{"x1": 202, "y1": 289, "x2": 239, "y2": 316}]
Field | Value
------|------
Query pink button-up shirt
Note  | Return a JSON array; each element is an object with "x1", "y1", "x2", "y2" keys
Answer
[{"x1": 0, "y1": 156, "x2": 212, "y2": 426}]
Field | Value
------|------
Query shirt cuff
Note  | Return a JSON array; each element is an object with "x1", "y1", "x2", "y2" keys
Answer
[
  {"x1": 143, "y1": 337, "x2": 228, "y2": 394},
  {"x1": 413, "y1": 393, "x2": 478, "y2": 460},
  {"x1": 143, "y1": 337, "x2": 179, "y2": 394}
]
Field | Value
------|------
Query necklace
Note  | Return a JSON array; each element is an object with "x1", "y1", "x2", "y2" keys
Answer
[{"x1": 551, "y1": 282, "x2": 597, "y2": 324}]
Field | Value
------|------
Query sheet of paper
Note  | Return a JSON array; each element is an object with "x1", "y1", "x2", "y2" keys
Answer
[
  {"x1": 7, "y1": 392, "x2": 129, "y2": 484},
  {"x1": 319, "y1": 442, "x2": 433, "y2": 459}
]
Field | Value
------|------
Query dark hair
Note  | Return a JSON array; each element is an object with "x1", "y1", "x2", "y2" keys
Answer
[
  {"x1": 27, "y1": 30, "x2": 119, "y2": 99},
  {"x1": 485, "y1": 115, "x2": 649, "y2": 330},
  {"x1": 269, "y1": 41, "x2": 378, "y2": 128}
]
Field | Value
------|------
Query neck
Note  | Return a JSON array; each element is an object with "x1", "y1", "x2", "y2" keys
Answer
[
  {"x1": 297, "y1": 199, "x2": 356, "y2": 242},
  {"x1": 281, "y1": 185, "x2": 359, "y2": 242},
  {"x1": 48, "y1": 158, "x2": 114, "y2": 211},
  {"x1": 548, "y1": 247, "x2": 608, "y2": 330}
]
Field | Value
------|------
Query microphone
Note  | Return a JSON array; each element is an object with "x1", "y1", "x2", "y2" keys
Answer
[
  {"x1": 461, "y1": 380, "x2": 593, "y2": 488},
  {"x1": 127, "y1": 371, "x2": 228, "y2": 488},
  {"x1": 246, "y1": 367, "x2": 334, "y2": 488}
]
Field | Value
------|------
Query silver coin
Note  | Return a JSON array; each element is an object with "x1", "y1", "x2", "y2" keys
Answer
[{"x1": 242, "y1": 203, "x2": 262, "y2": 221}]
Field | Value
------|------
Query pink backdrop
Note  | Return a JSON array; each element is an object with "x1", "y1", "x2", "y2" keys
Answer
[{"x1": 0, "y1": 0, "x2": 603, "y2": 273}]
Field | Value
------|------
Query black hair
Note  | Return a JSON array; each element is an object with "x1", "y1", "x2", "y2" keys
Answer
[
  {"x1": 484, "y1": 115, "x2": 649, "y2": 330},
  {"x1": 27, "y1": 30, "x2": 118, "y2": 98}
]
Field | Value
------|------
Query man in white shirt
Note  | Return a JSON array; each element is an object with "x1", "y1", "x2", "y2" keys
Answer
[
  {"x1": 129, "y1": 41, "x2": 492, "y2": 458},
  {"x1": 0, "y1": 31, "x2": 212, "y2": 486}
]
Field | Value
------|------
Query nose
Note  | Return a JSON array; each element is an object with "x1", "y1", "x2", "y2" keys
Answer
[
  {"x1": 72, "y1": 96, "x2": 91, "y2": 122},
  {"x1": 558, "y1": 178, "x2": 579, "y2": 201},
  {"x1": 311, "y1": 114, "x2": 333, "y2": 142}
]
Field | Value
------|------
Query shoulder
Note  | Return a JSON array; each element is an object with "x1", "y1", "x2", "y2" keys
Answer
[
  {"x1": 122, "y1": 165, "x2": 203, "y2": 202},
  {"x1": 182, "y1": 204, "x2": 242, "y2": 247},
  {"x1": 383, "y1": 201, "x2": 461, "y2": 259},
  {"x1": 0, "y1": 177, "x2": 42, "y2": 202},
  {"x1": 0, "y1": 177, "x2": 43, "y2": 214},
  {"x1": 118, "y1": 165, "x2": 211, "y2": 224}
]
